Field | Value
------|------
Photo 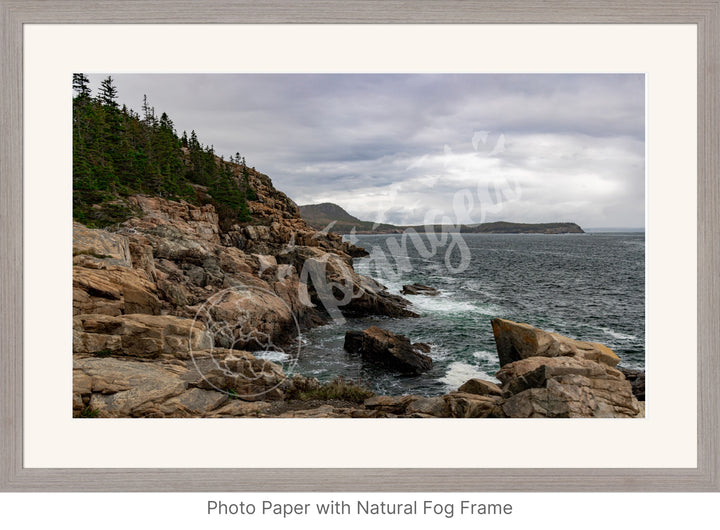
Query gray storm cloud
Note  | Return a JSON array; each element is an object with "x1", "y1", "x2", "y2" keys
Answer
[{"x1": 87, "y1": 73, "x2": 645, "y2": 229}]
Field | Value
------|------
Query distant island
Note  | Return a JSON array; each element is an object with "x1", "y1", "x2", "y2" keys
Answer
[{"x1": 299, "y1": 202, "x2": 584, "y2": 235}]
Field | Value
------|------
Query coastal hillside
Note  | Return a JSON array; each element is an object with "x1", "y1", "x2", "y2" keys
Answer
[
  {"x1": 72, "y1": 74, "x2": 254, "y2": 229},
  {"x1": 299, "y1": 203, "x2": 401, "y2": 233},
  {"x1": 299, "y1": 202, "x2": 362, "y2": 224},
  {"x1": 299, "y1": 201, "x2": 584, "y2": 234},
  {"x1": 72, "y1": 75, "x2": 413, "y2": 325},
  {"x1": 72, "y1": 76, "x2": 424, "y2": 417}
]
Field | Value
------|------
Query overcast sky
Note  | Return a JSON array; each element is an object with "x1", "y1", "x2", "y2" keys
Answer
[{"x1": 86, "y1": 74, "x2": 645, "y2": 228}]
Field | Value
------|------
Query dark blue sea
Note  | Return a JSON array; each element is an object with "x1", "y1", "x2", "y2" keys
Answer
[{"x1": 287, "y1": 232, "x2": 645, "y2": 397}]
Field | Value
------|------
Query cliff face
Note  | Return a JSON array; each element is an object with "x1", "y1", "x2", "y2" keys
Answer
[
  {"x1": 74, "y1": 168, "x2": 414, "y2": 331},
  {"x1": 72, "y1": 168, "x2": 420, "y2": 417}
]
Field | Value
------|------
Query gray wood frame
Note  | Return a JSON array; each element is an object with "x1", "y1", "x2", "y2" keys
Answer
[{"x1": 1, "y1": 0, "x2": 718, "y2": 491}]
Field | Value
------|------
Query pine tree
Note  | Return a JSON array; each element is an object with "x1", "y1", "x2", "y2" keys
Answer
[
  {"x1": 141, "y1": 94, "x2": 156, "y2": 126},
  {"x1": 72, "y1": 73, "x2": 91, "y2": 98},
  {"x1": 95, "y1": 76, "x2": 122, "y2": 190},
  {"x1": 241, "y1": 156, "x2": 257, "y2": 201},
  {"x1": 72, "y1": 81, "x2": 254, "y2": 227},
  {"x1": 98, "y1": 76, "x2": 119, "y2": 109}
]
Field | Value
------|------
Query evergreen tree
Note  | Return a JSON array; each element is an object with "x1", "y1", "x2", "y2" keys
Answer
[
  {"x1": 73, "y1": 81, "x2": 256, "y2": 228},
  {"x1": 72, "y1": 73, "x2": 91, "y2": 98},
  {"x1": 241, "y1": 156, "x2": 257, "y2": 201},
  {"x1": 141, "y1": 94, "x2": 156, "y2": 126},
  {"x1": 98, "y1": 76, "x2": 119, "y2": 109}
]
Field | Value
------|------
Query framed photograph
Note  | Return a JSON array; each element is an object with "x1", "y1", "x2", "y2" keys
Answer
[{"x1": 1, "y1": 1, "x2": 718, "y2": 491}]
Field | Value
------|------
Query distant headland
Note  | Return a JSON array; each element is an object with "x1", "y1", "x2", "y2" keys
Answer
[{"x1": 298, "y1": 202, "x2": 585, "y2": 235}]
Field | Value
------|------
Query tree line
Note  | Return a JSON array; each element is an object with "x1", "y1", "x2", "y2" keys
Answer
[{"x1": 73, "y1": 73, "x2": 255, "y2": 228}]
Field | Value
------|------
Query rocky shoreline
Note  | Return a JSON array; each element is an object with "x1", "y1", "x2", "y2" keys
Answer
[
  {"x1": 72, "y1": 169, "x2": 644, "y2": 419},
  {"x1": 74, "y1": 316, "x2": 644, "y2": 418}
]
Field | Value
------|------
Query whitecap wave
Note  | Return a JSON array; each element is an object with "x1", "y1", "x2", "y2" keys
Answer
[
  {"x1": 409, "y1": 295, "x2": 476, "y2": 314},
  {"x1": 599, "y1": 327, "x2": 638, "y2": 341},
  {"x1": 472, "y1": 350, "x2": 499, "y2": 364},
  {"x1": 440, "y1": 361, "x2": 500, "y2": 390},
  {"x1": 408, "y1": 295, "x2": 504, "y2": 319},
  {"x1": 424, "y1": 344, "x2": 451, "y2": 361},
  {"x1": 253, "y1": 350, "x2": 291, "y2": 362}
]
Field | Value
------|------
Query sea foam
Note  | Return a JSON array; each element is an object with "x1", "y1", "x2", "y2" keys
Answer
[{"x1": 440, "y1": 361, "x2": 500, "y2": 389}]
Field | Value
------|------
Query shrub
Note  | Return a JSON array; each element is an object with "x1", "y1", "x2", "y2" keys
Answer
[
  {"x1": 79, "y1": 406, "x2": 100, "y2": 418},
  {"x1": 287, "y1": 376, "x2": 374, "y2": 404}
]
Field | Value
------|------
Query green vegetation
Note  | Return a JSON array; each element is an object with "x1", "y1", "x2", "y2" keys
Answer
[
  {"x1": 225, "y1": 388, "x2": 241, "y2": 400},
  {"x1": 79, "y1": 406, "x2": 100, "y2": 418},
  {"x1": 287, "y1": 376, "x2": 375, "y2": 404},
  {"x1": 73, "y1": 74, "x2": 255, "y2": 228}
]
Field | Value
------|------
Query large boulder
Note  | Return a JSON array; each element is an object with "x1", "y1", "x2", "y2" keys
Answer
[
  {"x1": 491, "y1": 318, "x2": 620, "y2": 368},
  {"x1": 279, "y1": 245, "x2": 418, "y2": 321},
  {"x1": 405, "y1": 396, "x2": 451, "y2": 417},
  {"x1": 196, "y1": 286, "x2": 298, "y2": 350},
  {"x1": 344, "y1": 326, "x2": 433, "y2": 374},
  {"x1": 73, "y1": 222, "x2": 132, "y2": 268},
  {"x1": 73, "y1": 347, "x2": 294, "y2": 417},
  {"x1": 125, "y1": 195, "x2": 220, "y2": 244},
  {"x1": 444, "y1": 392, "x2": 505, "y2": 418},
  {"x1": 73, "y1": 266, "x2": 161, "y2": 316},
  {"x1": 495, "y1": 356, "x2": 640, "y2": 418},
  {"x1": 73, "y1": 216, "x2": 157, "y2": 318},
  {"x1": 158, "y1": 388, "x2": 230, "y2": 417},
  {"x1": 457, "y1": 378, "x2": 503, "y2": 397},
  {"x1": 73, "y1": 313, "x2": 213, "y2": 358},
  {"x1": 191, "y1": 349, "x2": 288, "y2": 401},
  {"x1": 363, "y1": 395, "x2": 423, "y2": 414},
  {"x1": 74, "y1": 356, "x2": 189, "y2": 417},
  {"x1": 209, "y1": 400, "x2": 274, "y2": 418},
  {"x1": 363, "y1": 392, "x2": 504, "y2": 418},
  {"x1": 488, "y1": 319, "x2": 641, "y2": 418},
  {"x1": 134, "y1": 224, "x2": 216, "y2": 263}
]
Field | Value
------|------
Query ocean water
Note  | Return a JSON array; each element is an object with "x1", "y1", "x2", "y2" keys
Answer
[{"x1": 290, "y1": 232, "x2": 645, "y2": 397}]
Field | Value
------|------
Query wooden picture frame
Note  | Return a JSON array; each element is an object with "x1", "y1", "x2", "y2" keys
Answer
[{"x1": 1, "y1": 0, "x2": 718, "y2": 491}]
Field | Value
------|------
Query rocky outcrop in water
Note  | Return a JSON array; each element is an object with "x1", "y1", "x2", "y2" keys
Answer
[
  {"x1": 489, "y1": 318, "x2": 641, "y2": 418},
  {"x1": 491, "y1": 318, "x2": 620, "y2": 368},
  {"x1": 496, "y1": 356, "x2": 640, "y2": 418},
  {"x1": 401, "y1": 283, "x2": 440, "y2": 296},
  {"x1": 346, "y1": 319, "x2": 643, "y2": 419},
  {"x1": 344, "y1": 326, "x2": 433, "y2": 374}
]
